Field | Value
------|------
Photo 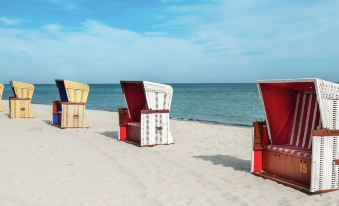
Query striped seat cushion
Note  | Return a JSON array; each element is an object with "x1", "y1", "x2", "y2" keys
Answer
[
  {"x1": 266, "y1": 145, "x2": 311, "y2": 159},
  {"x1": 126, "y1": 122, "x2": 141, "y2": 127}
]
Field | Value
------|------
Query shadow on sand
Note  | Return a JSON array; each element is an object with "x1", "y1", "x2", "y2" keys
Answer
[
  {"x1": 43, "y1": 120, "x2": 53, "y2": 126},
  {"x1": 99, "y1": 131, "x2": 119, "y2": 140},
  {"x1": 193, "y1": 154, "x2": 251, "y2": 172}
]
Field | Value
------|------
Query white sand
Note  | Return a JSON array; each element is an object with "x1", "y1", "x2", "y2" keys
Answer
[{"x1": 0, "y1": 100, "x2": 338, "y2": 206}]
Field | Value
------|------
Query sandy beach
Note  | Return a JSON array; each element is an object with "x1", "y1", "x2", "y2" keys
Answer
[{"x1": 0, "y1": 100, "x2": 338, "y2": 206}]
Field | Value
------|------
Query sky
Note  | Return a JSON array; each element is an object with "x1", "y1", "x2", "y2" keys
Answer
[{"x1": 0, "y1": 0, "x2": 338, "y2": 83}]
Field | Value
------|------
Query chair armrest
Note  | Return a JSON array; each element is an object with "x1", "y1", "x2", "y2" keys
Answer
[
  {"x1": 253, "y1": 120, "x2": 269, "y2": 150},
  {"x1": 141, "y1": 109, "x2": 170, "y2": 114},
  {"x1": 118, "y1": 108, "x2": 130, "y2": 125},
  {"x1": 314, "y1": 130, "x2": 339, "y2": 137},
  {"x1": 60, "y1": 102, "x2": 86, "y2": 105},
  {"x1": 10, "y1": 97, "x2": 31, "y2": 100},
  {"x1": 52, "y1": 101, "x2": 61, "y2": 113}
]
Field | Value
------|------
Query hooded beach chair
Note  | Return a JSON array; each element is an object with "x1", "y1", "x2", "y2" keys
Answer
[
  {"x1": 118, "y1": 81, "x2": 174, "y2": 146},
  {"x1": 52, "y1": 80, "x2": 89, "y2": 128},
  {"x1": 9, "y1": 81, "x2": 34, "y2": 118},
  {"x1": 252, "y1": 78, "x2": 339, "y2": 193},
  {"x1": 0, "y1": 84, "x2": 4, "y2": 112}
]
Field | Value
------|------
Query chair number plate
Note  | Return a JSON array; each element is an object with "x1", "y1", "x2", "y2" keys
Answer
[{"x1": 299, "y1": 163, "x2": 307, "y2": 173}]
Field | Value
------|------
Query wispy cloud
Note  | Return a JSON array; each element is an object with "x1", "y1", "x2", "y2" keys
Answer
[
  {"x1": 155, "y1": 15, "x2": 201, "y2": 27},
  {"x1": 42, "y1": 23, "x2": 63, "y2": 32},
  {"x1": 0, "y1": 0, "x2": 339, "y2": 83},
  {"x1": 0, "y1": 16, "x2": 26, "y2": 26},
  {"x1": 0, "y1": 19, "x2": 218, "y2": 83},
  {"x1": 158, "y1": 0, "x2": 339, "y2": 60}
]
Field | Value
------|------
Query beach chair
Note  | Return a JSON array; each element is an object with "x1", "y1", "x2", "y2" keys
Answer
[
  {"x1": 118, "y1": 81, "x2": 174, "y2": 146},
  {"x1": 0, "y1": 84, "x2": 4, "y2": 112},
  {"x1": 252, "y1": 78, "x2": 339, "y2": 193},
  {"x1": 52, "y1": 80, "x2": 89, "y2": 128},
  {"x1": 9, "y1": 81, "x2": 34, "y2": 118}
]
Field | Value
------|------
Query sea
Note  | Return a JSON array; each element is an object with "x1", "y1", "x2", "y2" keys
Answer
[{"x1": 2, "y1": 84, "x2": 265, "y2": 127}]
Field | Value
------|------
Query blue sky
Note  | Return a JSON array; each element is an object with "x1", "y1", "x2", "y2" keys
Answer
[{"x1": 0, "y1": 0, "x2": 338, "y2": 83}]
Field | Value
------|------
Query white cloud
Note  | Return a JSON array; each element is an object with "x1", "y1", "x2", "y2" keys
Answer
[
  {"x1": 159, "y1": 0, "x2": 339, "y2": 61},
  {"x1": 0, "y1": 16, "x2": 25, "y2": 26},
  {"x1": 0, "y1": 19, "x2": 222, "y2": 83},
  {"x1": 42, "y1": 23, "x2": 63, "y2": 32},
  {"x1": 155, "y1": 15, "x2": 201, "y2": 27},
  {"x1": 1, "y1": 0, "x2": 339, "y2": 83}
]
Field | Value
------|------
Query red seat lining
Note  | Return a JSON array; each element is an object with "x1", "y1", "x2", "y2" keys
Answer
[
  {"x1": 259, "y1": 82, "x2": 321, "y2": 149},
  {"x1": 121, "y1": 82, "x2": 147, "y2": 122}
]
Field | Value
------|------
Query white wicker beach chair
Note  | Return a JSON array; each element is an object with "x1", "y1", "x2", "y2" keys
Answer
[
  {"x1": 252, "y1": 78, "x2": 339, "y2": 193},
  {"x1": 118, "y1": 81, "x2": 173, "y2": 146}
]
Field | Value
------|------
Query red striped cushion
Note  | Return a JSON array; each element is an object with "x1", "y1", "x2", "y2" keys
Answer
[
  {"x1": 267, "y1": 145, "x2": 311, "y2": 158},
  {"x1": 126, "y1": 122, "x2": 141, "y2": 127}
]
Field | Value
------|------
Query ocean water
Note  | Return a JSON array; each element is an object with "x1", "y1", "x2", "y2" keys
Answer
[{"x1": 2, "y1": 84, "x2": 264, "y2": 126}]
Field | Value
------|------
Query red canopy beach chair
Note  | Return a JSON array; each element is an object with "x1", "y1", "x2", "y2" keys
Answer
[
  {"x1": 252, "y1": 78, "x2": 339, "y2": 193},
  {"x1": 118, "y1": 81, "x2": 174, "y2": 146}
]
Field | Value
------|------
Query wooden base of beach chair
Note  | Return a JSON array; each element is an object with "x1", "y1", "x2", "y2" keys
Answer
[
  {"x1": 119, "y1": 122, "x2": 168, "y2": 147},
  {"x1": 118, "y1": 106, "x2": 174, "y2": 147},
  {"x1": 52, "y1": 101, "x2": 89, "y2": 128},
  {"x1": 252, "y1": 148, "x2": 312, "y2": 193},
  {"x1": 9, "y1": 98, "x2": 33, "y2": 118},
  {"x1": 253, "y1": 171, "x2": 311, "y2": 193},
  {"x1": 119, "y1": 122, "x2": 142, "y2": 146},
  {"x1": 253, "y1": 171, "x2": 339, "y2": 194},
  {"x1": 262, "y1": 150, "x2": 311, "y2": 185},
  {"x1": 119, "y1": 139, "x2": 158, "y2": 147}
]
